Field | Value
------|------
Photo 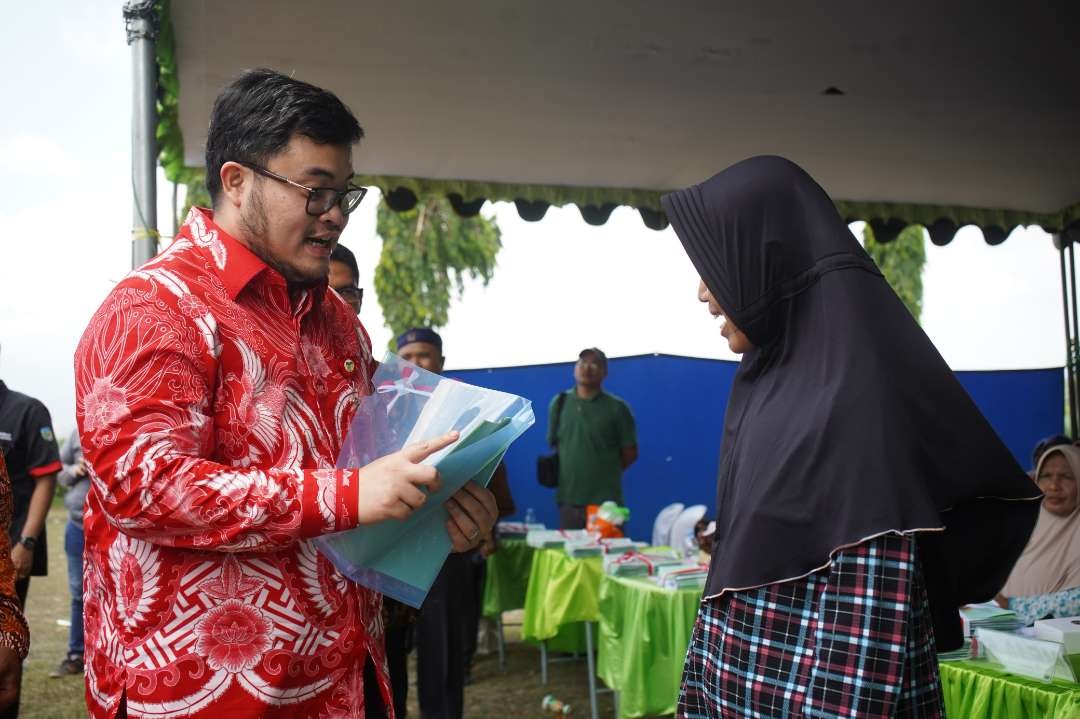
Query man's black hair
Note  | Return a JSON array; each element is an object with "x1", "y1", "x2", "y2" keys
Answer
[
  {"x1": 204, "y1": 68, "x2": 363, "y2": 205},
  {"x1": 330, "y1": 243, "x2": 360, "y2": 285}
]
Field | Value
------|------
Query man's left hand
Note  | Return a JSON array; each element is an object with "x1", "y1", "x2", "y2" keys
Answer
[
  {"x1": 445, "y1": 481, "x2": 498, "y2": 553},
  {"x1": 478, "y1": 531, "x2": 497, "y2": 559}
]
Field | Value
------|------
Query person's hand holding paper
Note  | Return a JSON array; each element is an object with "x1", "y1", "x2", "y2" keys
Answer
[
  {"x1": 444, "y1": 480, "x2": 499, "y2": 553},
  {"x1": 355, "y1": 430, "x2": 457, "y2": 523},
  {"x1": 316, "y1": 353, "x2": 535, "y2": 607}
]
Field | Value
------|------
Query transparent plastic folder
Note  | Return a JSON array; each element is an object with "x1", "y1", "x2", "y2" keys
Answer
[{"x1": 315, "y1": 352, "x2": 535, "y2": 607}]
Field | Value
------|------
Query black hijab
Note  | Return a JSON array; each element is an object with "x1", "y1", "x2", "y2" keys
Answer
[{"x1": 662, "y1": 156, "x2": 1040, "y2": 650}]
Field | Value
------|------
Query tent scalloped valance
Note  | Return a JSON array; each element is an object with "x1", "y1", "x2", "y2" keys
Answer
[{"x1": 152, "y1": 0, "x2": 1079, "y2": 245}]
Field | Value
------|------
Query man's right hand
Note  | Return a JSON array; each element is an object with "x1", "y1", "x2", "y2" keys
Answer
[{"x1": 355, "y1": 432, "x2": 458, "y2": 524}]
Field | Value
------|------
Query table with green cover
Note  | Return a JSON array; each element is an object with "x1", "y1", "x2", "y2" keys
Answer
[
  {"x1": 939, "y1": 658, "x2": 1080, "y2": 719},
  {"x1": 597, "y1": 574, "x2": 701, "y2": 718},
  {"x1": 481, "y1": 538, "x2": 535, "y2": 617},
  {"x1": 521, "y1": 548, "x2": 602, "y2": 654}
]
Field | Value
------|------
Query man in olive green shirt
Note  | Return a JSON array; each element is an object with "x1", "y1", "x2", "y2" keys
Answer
[{"x1": 547, "y1": 348, "x2": 638, "y2": 529}]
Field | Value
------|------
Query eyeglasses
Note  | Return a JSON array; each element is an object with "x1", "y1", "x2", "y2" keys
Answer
[
  {"x1": 334, "y1": 285, "x2": 363, "y2": 303},
  {"x1": 238, "y1": 161, "x2": 368, "y2": 216}
]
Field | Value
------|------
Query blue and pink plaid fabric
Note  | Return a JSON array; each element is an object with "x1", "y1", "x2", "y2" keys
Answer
[{"x1": 679, "y1": 533, "x2": 943, "y2": 718}]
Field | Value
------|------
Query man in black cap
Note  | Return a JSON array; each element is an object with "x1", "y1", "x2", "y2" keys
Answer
[
  {"x1": 396, "y1": 328, "x2": 515, "y2": 718},
  {"x1": 547, "y1": 348, "x2": 638, "y2": 529}
]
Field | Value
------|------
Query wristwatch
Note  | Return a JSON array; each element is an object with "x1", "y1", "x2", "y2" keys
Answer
[{"x1": 17, "y1": 536, "x2": 36, "y2": 551}]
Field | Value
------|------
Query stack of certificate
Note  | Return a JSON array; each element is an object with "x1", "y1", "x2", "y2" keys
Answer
[
  {"x1": 959, "y1": 604, "x2": 1023, "y2": 637},
  {"x1": 317, "y1": 353, "x2": 535, "y2": 608},
  {"x1": 656, "y1": 562, "x2": 709, "y2": 590},
  {"x1": 603, "y1": 550, "x2": 684, "y2": 577},
  {"x1": 526, "y1": 529, "x2": 596, "y2": 549}
]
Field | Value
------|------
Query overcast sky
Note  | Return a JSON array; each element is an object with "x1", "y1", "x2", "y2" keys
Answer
[{"x1": 0, "y1": 1, "x2": 1068, "y2": 440}]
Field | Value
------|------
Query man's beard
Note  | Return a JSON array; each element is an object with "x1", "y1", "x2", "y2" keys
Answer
[{"x1": 239, "y1": 184, "x2": 323, "y2": 288}]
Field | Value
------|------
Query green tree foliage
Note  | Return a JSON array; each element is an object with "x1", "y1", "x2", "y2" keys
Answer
[
  {"x1": 181, "y1": 176, "x2": 211, "y2": 222},
  {"x1": 375, "y1": 196, "x2": 502, "y2": 339},
  {"x1": 863, "y1": 224, "x2": 927, "y2": 322}
]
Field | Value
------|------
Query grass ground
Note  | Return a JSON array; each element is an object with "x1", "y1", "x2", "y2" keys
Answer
[{"x1": 18, "y1": 506, "x2": 624, "y2": 718}]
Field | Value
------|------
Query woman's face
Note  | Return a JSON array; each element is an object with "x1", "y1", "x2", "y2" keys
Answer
[
  {"x1": 698, "y1": 279, "x2": 753, "y2": 354},
  {"x1": 1038, "y1": 453, "x2": 1079, "y2": 516}
]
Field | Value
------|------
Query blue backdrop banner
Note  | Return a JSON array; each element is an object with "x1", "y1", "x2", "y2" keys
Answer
[{"x1": 450, "y1": 354, "x2": 1063, "y2": 537}]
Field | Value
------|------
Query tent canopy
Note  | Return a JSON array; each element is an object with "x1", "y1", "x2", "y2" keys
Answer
[{"x1": 159, "y1": 0, "x2": 1080, "y2": 242}]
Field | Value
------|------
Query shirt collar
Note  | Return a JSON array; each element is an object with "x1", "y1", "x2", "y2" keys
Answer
[
  {"x1": 573, "y1": 388, "x2": 605, "y2": 402},
  {"x1": 179, "y1": 208, "x2": 334, "y2": 306},
  {"x1": 179, "y1": 208, "x2": 272, "y2": 300}
]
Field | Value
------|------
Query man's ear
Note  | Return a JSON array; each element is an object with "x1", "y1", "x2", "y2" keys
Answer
[{"x1": 219, "y1": 161, "x2": 249, "y2": 210}]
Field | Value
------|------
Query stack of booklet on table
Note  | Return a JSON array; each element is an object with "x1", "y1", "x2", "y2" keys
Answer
[
  {"x1": 564, "y1": 537, "x2": 645, "y2": 558},
  {"x1": 959, "y1": 604, "x2": 1023, "y2": 637},
  {"x1": 936, "y1": 640, "x2": 973, "y2": 662},
  {"x1": 655, "y1": 562, "x2": 709, "y2": 590},
  {"x1": 603, "y1": 550, "x2": 685, "y2": 578},
  {"x1": 526, "y1": 528, "x2": 596, "y2": 549},
  {"x1": 565, "y1": 541, "x2": 605, "y2": 558},
  {"x1": 495, "y1": 521, "x2": 544, "y2": 538}
]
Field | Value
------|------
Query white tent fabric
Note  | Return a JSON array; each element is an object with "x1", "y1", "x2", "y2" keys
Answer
[{"x1": 166, "y1": 0, "x2": 1079, "y2": 226}]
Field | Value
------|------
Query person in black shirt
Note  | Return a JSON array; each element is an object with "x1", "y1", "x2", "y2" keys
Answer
[
  {"x1": 0, "y1": 377, "x2": 60, "y2": 610},
  {"x1": 0, "y1": 371, "x2": 60, "y2": 717}
]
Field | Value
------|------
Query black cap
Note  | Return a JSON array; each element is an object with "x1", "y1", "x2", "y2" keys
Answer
[
  {"x1": 578, "y1": 347, "x2": 607, "y2": 366},
  {"x1": 396, "y1": 328, "x2": 443, "y2": 351}
]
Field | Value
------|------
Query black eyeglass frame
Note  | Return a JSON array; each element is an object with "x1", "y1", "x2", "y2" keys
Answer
[
  {"x1": 237, "y1": 161, "x2": 368, "y2": 216},
  {"x1": 333, "y1": 285, "x2": 364, "y2": 303}
]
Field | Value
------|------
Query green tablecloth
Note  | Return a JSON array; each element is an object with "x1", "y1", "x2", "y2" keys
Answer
[
  {"x1": 521, "y1": 548, "x2": 603, "y2": 653},
  {"x1": 482, "y1": 538, "x2": 536, "y2": 617},
  {"x1": 940, "y1": 659, "x2": 1080, "y2": 719},
  {"x1": 597, "y1": 575, "x2": 701, "y2": 718}
]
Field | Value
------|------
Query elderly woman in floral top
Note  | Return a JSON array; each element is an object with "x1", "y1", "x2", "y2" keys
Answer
[{"x1": 0, "y1": 453, "x2": 31, "y2": 713}]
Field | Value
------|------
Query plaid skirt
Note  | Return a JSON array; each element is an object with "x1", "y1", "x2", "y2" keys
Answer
[{"x1": 678, "y1": 533, "x2": 943, "y2": 718}]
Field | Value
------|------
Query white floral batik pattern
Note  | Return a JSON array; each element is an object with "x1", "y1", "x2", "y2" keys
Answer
[{"x1": 75, "y1": 207, "x2": 386, "y2": 718}]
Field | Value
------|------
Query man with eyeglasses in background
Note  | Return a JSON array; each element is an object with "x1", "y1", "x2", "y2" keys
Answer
[
  {"x1": 546, "y1": 348, "x2": 638, "y2": 530},
  {"x1": 75, "y1": 68, "x2": 497, "y2": 719},
  {"x1": 330, "y1": 243, "x2": 364, "y2": 315}
]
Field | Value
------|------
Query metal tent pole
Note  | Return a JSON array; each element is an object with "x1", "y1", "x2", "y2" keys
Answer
[
  {"x1": 1069, "y1": 240, "x2": 1080, "y2": 436},
  {"x1": 1057, "y1": 234, "x2": 1078, "y2": 435},
  {"x1": 124, "y1": 0, "x2": 159, "y2": 269}
]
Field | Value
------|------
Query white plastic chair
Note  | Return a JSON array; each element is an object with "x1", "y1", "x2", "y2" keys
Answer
[
  {"x1": 651, "y1": 502, "x2": 685, "y2": 548},
  {"x1": 668, "y1": 504, "x2": 707, "y2": 554}
]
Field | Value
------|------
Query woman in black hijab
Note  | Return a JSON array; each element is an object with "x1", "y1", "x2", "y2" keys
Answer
[{"x1": 662, "y1": 156, "x2": 1040, "y2": 718}]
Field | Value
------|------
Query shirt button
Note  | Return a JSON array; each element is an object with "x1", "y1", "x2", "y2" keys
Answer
[{"x1": 344, "y1": 359, "x2": 356, "y2": 373}]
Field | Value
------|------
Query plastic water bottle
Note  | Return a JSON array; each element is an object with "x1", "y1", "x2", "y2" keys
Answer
[
  {"x1": 683, "y1": 533, "x2": 699, "y2": 559},
  {"x1": 542, "y1": 695, "x2": 571, "y2": 715},
  {"x1": 524, "y1": 507, "x2": 537, "y2": 525}
]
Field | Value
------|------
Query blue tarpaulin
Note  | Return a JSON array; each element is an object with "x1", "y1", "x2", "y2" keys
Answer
[{"x1": 451, "y1": 354, "x2": 1063, "y2": 535}]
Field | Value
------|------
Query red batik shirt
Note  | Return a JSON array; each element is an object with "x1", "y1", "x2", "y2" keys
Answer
[{"x1": 74, "y1": 208, "x2": 387, "y2": 718}]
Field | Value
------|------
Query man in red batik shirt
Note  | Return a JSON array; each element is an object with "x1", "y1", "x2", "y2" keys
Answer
[{"x1": 74, "y1": 69, "x2": 497, "y2": 719}]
